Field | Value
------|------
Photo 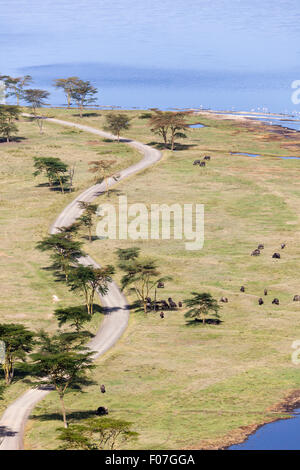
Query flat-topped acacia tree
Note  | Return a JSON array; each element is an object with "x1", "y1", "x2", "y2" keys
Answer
[
  {"x1": 0, "y1": 323, "x2": 35, "y2": 385},
  {"x1": 33, "y1": 156, "x2": 69, "y2": 193},
  {"x1": 30, "y1": 331, "x2": 95, "y2": 428},
  {"x1": 23, "y1": 88, "x2": 50, "y2": 133},
  {"x1": 69, "y1": 79, "x2": 97, "y2": 118},
  {"x1": 36, "y1": 232, "x2": 84, "y2": 282},
  {"x1": 53, "y1": 77, "x2": 79, "y2": 108},
  {"x1": 184, "y1": 292, "x2": 220, "y2": 325},
  {"x1": 67, "y1": 264, "x2": 114, "y2": 315},
  {"x1": 0, "y1": 74, "x2": 32, "y2": 105},
  {"x1": 149, "y1": 110, "x2": 189, "y2": 151},
  {"x1": 0, "y1": 105, "x2": 21, "y2": 142},
  {"x1": 118, "y1": 250, "x2": 171, "y2": 314},
  {"x1": 78, "y1": 201, "x2": 98, "y2": 242},
  {"x1": 104, "y1": 113, "x2": 131, "y2": 142}
]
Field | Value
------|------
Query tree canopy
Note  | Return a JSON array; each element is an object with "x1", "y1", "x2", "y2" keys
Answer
[
  {"x1": 104, "y1": 113, "x2": 131, "y2": 142},
  {"x1": 184, "y1": 292, "x2": 220, "y2": 324}
]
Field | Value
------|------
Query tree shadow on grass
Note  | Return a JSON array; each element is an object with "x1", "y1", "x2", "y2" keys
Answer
[
  {"x1": 147, "y1": 141, "x2": 197, "y2": 151},
  {"x1": 185, "y1": 318, "x2": 222, "y2": 327},
  {"x1": 30, "y1": 409, "x2": 97, "y2": 423},
  {"x1": 72, "y1": 112, "x2": 101, "y2": 118},
  {"x1": 0, "y1": 136, "x2": 26, "y2": 144},
  {"x1": 0, "y1": 426, "x2": 17, "y2": 438}
]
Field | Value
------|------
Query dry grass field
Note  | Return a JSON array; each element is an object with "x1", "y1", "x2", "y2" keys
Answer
[{"x1": 2, "y1": 108, "x2": 300, "y2": 449}]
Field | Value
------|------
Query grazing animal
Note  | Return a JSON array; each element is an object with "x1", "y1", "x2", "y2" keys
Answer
[
  {"x1": 251, "y1": 249, "x2": 260, "y2": 256},
  {"x1": 178, "y1": 301, "x2": 183, "y2": 308},
  {"x1": 161, "y1": 300, "x2": 169, "y2": 309},
  {"x1": 200, "y1": 161, "x2": 206, "y2": 167},
  {"x1": 169, "y1": 300, "x2": 177, "y2": 309},
  {"x1": 240, "y1": 286, "x2": 245, "y2": 292},
  {"x1": 293, "y1": 295, "x2": 300, "y2": 301},
  {"x1": 272, "y1": 252, "x2": 281, "y2": 259},
  {"x1": 100, "y1": 384, "x2": 106, "y2": 393},
  {"x1": 264, "y1": 289, "x2": 268, "y2": 296},
  {"x1": 272, "y1": 298, "x2": 279, "y2": 305},
  {"x1": 258, "y1": 298, "x2": 264, "y2": 305},
  {"x1": 146, "y1": 297, "x2": 151, "y2": 303},
  {"x1": 204, "y1": 155, "x2": 211, "y2": 160},
  {"x1": 160, "y1": 312, "x2": 165, "y2": 319},
  {"x1": 157, "y1": 281, "x2": 164, "y2": 288},
  {"x1": 281, "y1": 243, "x2": 286, "y2": 249},
  {"x1": 220, "y1": 297, "x2": 228, "y2": 303},
  {"x1": 258, "y1": 244, "x2": 264, "y2": 250},
  {"x1": 193, "y1": 160, "x2": 201, "y2": 165},
  {"x1": 96, "y1": 406, "x2": 108, "y2": 416}
]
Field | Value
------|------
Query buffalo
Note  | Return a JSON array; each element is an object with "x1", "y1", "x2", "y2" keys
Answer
[
  {"x1": 293, "y1": 295, "x2": 300, "y2": 301},
  {"x1": 178, "y1": 301, "x2": 183, "y2": 308},
  {"x1": 220, "y1": 297, "x2": 228, "y2": 303},
  {"x1": 258, "y1": 244, "x2": 264, "y2": 250},
  {"x1": 157, "y1": 281, "x2": 164, "y2": 288},
  {"x1": 160, "y1": 312, "x2": 165, "y2": 319},
  {"x1": 200, "y1": 161, "x2": 206, "y2": 167},
  {"x1": 281, "y1": 243, "x2": 286, "y2": 249},
  {"x1": 272, "y1": 298, "x2": 279, "y2": 305},
  {"x1": 240, "y1": 286, "x2": 245, "y2": 292},
  {"x1": 258, "y1": 298, "x2": 264, "y2": 305},
  {"x1": 96, "y1": 406, "x2": 108, "y2": 416},
  {"x1": 264, "y1": 289, "x2": 268, "y2": 296},
  {"x1": 193, "y1": 160, "x2": 201, "y2": 166},
  {"x1": 272, "y1": 252, "x2": 281, "y2": 259},
  {"x1": 204, "y1": 155, "x2": 211, "y2": 160},
  {"x1": 251, "y1": 249, "x2": 260, "y2": 256},
  {"x1": 100, "y1": 384, "x2": 106, "y2": 393}
]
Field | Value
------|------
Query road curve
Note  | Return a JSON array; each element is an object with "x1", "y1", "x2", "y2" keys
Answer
[{"x1": 0, "y1": 117, "x2": 162, "y2": 450}]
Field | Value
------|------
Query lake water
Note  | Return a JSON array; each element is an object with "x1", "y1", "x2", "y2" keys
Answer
[
  {"x1": 229, "y1": 409, "x2": 300, "y2": 450},
  {"x1": 1, "y1": 0, "x2": 300, "y2": 114}
]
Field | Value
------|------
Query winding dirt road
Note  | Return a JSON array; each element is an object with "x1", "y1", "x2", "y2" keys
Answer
[{"x1": 0, "y1": 117, "x2": 162, "y2": 450}]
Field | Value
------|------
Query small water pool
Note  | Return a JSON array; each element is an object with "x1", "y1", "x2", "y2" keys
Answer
[{"x1": 189, "y1": 123, "x2": 205, "y2": 128}]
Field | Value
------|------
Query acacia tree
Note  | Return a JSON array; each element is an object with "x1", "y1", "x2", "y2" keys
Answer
[
  {"x1": 0, "y1": 74, "x2": 32, "y2": 105},
  {"x1": 54, "y1": 306, "x2": 91, "y2": 331},
  {"x1": 36, "y1": 233, "x2": 84, "y2": 281},
  {"x1": 70, "y1": 80, "x2": 97, "y2": 118},
  {"x1": 104, "y1": 113, "x2": 131, "y2": 142},
  {"x1": 0, "y1": 324, "x2": 35, "y2": 385},
  {"x1": 57, "y1": 417, "x2": 138, "y2": 450},
  {"x1": 67, "y1": 265, "x2": 114, "y2": 315},
  {"x1": 116, "y1": 247, "x2": 140, "y2": 261},
  {"x1": 88, "y1": 159, "x2": 116, "y2": 195},
  {"x1": 0, "y1": 105, "x2": 20, "y2": 142},
  {"x1": 30, "y1": 332, "x2": 95, "y2": 428},
  {"x1": 149, "y1": 110, "x2": 188, "y2": 151},
  {"x1": 118, "y1": 254, "x2": 171, "y2": 314},
  {"x1": 53, "y1": 77, "x2": 79, "y2": 108},
  {"x1": 78, "y1": 201, "x2": 98, "y2": 242},
  {"x1": 33, "y1": 156, "x2": 69, "y2": 193},
  {"x1": 183, "y1": 292, "x2": 220, "y2": 325},
  {"x1": 23, "y1": 88, "x2": 50, "y2": 133}
]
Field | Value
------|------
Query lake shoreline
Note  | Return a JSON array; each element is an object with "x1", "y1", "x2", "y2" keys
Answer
[{"x1": 187, "y1": 389, "x2": 300, "y2": 450}]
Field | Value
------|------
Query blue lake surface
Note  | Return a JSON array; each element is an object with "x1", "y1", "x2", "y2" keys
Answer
[
  {"x1": 230, "y1": 409, "x2": 300, "y2": 450},
  {"x1": 1, "y1": 0, "x2": 300, "y2": 114}
]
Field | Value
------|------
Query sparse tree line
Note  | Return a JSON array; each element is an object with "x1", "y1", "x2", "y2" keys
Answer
[{"x1": 0, "y1": 72, "x2": 191, "y2": 151}]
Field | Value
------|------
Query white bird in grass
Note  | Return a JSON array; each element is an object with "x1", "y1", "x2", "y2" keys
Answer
[{"x1": 52, "y1": 295, "x2": 60, "y2": 303}]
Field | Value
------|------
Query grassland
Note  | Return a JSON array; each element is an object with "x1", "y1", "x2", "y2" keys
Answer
[
  {"x1": 0, "y1": 115, "x2": 140, "y2": 415},
  {"x1": 2, "y1": 108, "x2": 300, "y2": 449}
]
